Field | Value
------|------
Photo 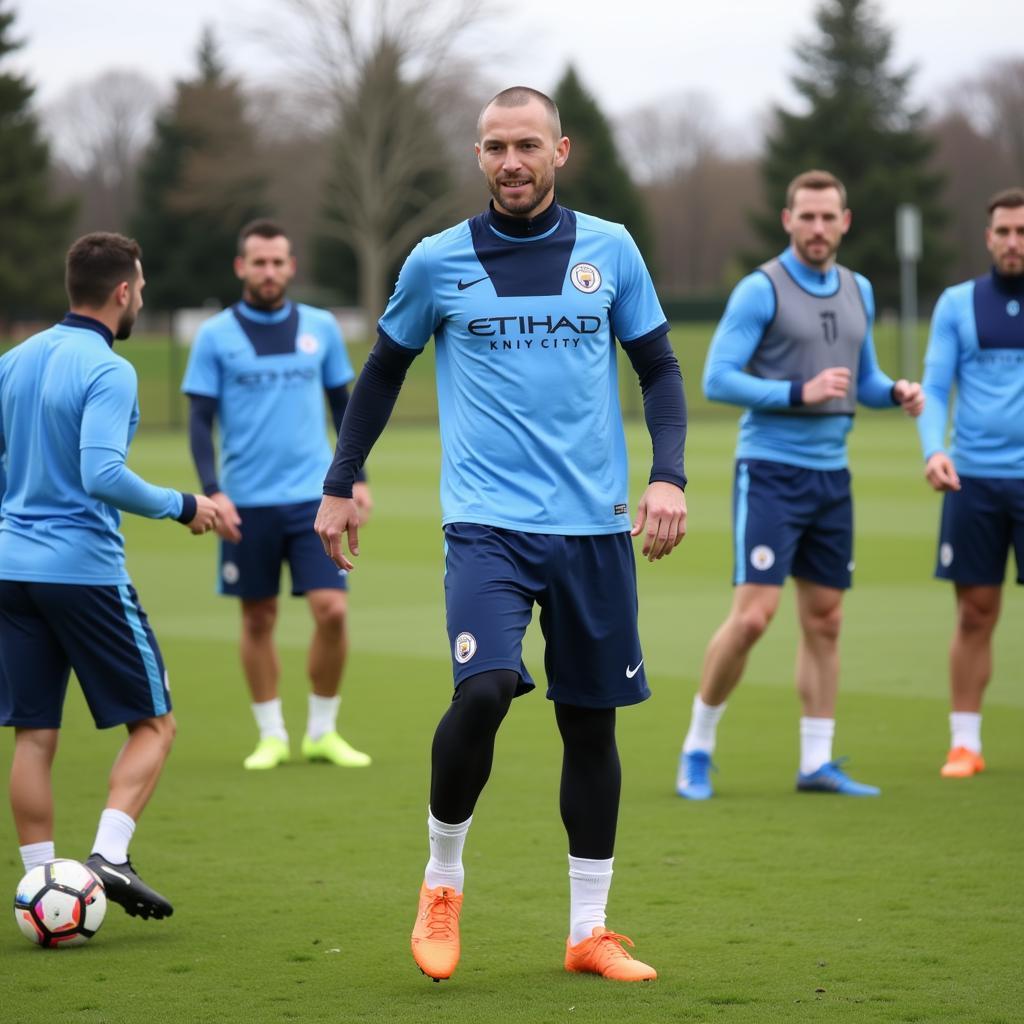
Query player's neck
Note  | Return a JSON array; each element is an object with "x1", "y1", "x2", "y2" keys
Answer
[
  {"x1": 487, "y1": 198, "x2": 560, "y2": 238},
  {"x1": 67, "y1": 306, "x2": 119, "y2": 338},
  {"x1": 787, "y1": 245, "x2": 837, "y2": 278},
  {"x1": 991, "y1": 265, "x2": 1024, "y2": 293}
]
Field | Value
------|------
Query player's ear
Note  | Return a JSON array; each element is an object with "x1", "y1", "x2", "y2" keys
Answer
[
  {"x1": 474, "y1": 143, "x2": 483, "y2": 169},
  {"x1": 113, "y1": 280, "x2": 130, "y2": 307},
  {"x1": 233, "y1": 256, "x2": 245, "y2": 281},
  {"x1": 840, "y1": 208, "x2": 852, "y2": 234},
  {"x1": 554, "y1": 136, "x2": 570, "y2": 169},
  {"x1": 781, "y1": 208, "x2": 793, "y2": 234}
]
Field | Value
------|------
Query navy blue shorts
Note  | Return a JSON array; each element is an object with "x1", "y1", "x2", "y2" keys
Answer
[
  {"x1": 732, "y1": 459, "x2": 853, "y2": 589},
  {"x1": 0, "y1": 580, "x2": 170, "y2": 729},
  {"x1": 935, "y1": 476, "x2": 1024, "y2": 586},
  {"x1": 219, "y1": 500, "x2": 347, "y2": 599},
  {"x1": 442, "y1": 523, "x2": 649, "y2": 709}
]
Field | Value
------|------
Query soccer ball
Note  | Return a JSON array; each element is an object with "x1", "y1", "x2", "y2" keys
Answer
[{"x1": 14, "y1": 859, "x2": 107, "y2": 948}]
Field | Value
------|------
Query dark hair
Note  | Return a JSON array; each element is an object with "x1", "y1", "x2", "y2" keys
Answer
[
  {"x1": 478, "y1": 86, "x2": 561, "y2": 140},
  {"x1": 65, "y1": 233, "x2": 142, "y2": 308},
  {"x1": 786, "y1": 169, "x2": 848, "y2": 210},
  {"x1": 237, "y1": 218, "x2": 289, "y2": 256},
  {"x1": 987, "y1": 187, "x2": 1024, "y2": 218}
]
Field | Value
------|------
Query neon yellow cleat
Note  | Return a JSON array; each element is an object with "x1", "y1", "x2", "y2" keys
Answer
[
  {"x1": 301, "y1": 731, "x2": 371, "y2": 767},
  {"x1": 243, "y1": 736, "x2": 290, "y2": 770}
]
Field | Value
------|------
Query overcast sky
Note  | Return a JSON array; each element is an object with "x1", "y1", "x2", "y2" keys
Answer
[{"x1": 12, "y1": 0, "x2": 1020, "y2": 134}]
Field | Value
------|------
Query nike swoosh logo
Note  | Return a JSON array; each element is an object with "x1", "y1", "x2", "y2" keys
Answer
[
  {"x1": 626, "y1": 661, "x2": 644, "y2": 679},
  {"x1": 457, "y1": 276, "x2": 489, "y2": 291},
  {"x1": 100, "y1": 865, "x2": 131, "y2": 885}
]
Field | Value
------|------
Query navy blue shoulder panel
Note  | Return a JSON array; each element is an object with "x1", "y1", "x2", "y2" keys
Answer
[
  {"x1": 468, "y1": 209, "x2": 578, "y2": 297},
  {"x1": 231, "y1": 303, "x2": 300, "y2": 357},
  {"x1": 974, "y1": 273, "x2": 1024, "y2": 350}
]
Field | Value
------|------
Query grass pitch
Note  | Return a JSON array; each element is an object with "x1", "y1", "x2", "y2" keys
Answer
[{"x1": 1, "y1": 415, "x2": 1022, "y2": 1023}]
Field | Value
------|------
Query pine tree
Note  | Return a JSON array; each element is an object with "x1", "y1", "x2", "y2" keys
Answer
[
  {"x1": 132, "y1": 28, "x2": 267, "y2": 310},
  {"x1": 754, "y1": 0, "x2": 948, "y2": 307},
  {"x1": 0, "y1": 1, "x2": 76, "y2": 323},
  {"x1": 553, "y1": 67, "x2": 654, "y2": 262}
]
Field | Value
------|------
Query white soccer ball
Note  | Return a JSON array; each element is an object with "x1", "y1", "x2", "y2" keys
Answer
[{"x1": 14, "y1": 859, "x2": 107, "y2": 948}]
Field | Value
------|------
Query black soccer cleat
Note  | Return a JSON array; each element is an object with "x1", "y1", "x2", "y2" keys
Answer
[{"x1": 85, "y1": 854, "x2": 174, "y2": 920}]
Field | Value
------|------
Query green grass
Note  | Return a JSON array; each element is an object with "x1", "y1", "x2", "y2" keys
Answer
[{"x1": 1, "y1": 416, "x2": 1022, "y2": 1023}]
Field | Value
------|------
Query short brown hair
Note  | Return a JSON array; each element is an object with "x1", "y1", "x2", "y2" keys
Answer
[
  {"x1": 65, "y1": 233, "x2": 141, "y2": 308},
  {"x1": 237, "y1": 219, "x2": 289, "y2": 256},
  {"x1": 478, "y1": 87, "x2": 562, "y2": 140},
  {"x1": 987, "y1": 187, "x2": 1024, "y2": 219},
  {"x1": 786, "y1": 169, "x2": 848, "y2": 210}
]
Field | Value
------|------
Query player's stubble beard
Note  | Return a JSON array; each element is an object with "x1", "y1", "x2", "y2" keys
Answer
[
  {"x1": 489, "y1": 164, "x2": 556, "y2": 218},
  {"x1": 115, "y1": 285, "x2": 139, "y2": 340},
  {"x1": 795, "y1": 234, "x2": 840, "y2": 270},
  {"x1": 243, "y1": 281, "x2": 287, "y2": 312}
]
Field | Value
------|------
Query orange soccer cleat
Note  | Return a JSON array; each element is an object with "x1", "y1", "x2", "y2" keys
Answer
[
  {"x1": 941, "y1": 746, "x2": 986, "y2": 778},
  {"x1": 564, "y1": 926, "x2": 657, "y2": 982},
  {"x1": 411, "y1": 883, "x2": 463, "y2": 981}
]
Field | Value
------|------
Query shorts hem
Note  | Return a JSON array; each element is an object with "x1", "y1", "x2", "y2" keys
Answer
[
  {"x1": 453, "y1": 658, "x2": 535, "y2": 693},
  {"x1": 545, "y1": 687, "x2": 652, "y2": 709},
  {"x1": 1, "y1": 718, "x2": 62, "y2": 729}
]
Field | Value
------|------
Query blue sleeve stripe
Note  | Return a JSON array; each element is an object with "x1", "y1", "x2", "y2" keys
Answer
[
  {"x1": 117, "y1": 585, "x2": 167, "y2": 716},
  {"x1": 619, "y1": 320, "x2": 670, "y2": 346}
]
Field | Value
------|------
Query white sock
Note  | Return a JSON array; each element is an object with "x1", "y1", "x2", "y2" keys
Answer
[
  {"x1": 20, "y1": 841, "x2": 55, "y2": 872},
  {"x1": 800, "y1": 717, "x2": 835, "y2": 775},
  {"x1": 424, "y1": 809, "x2": 471, "y2": 893},
  {"x1": 91, "y1": 808, "x2": 136, "y2": 865},
  {"x1": 251, "y1": 698, "x2": 288, "y2": 742},
  {"x1": 683, "y1": 694, "x2": 727, "y2": 754},
  {"x1": 568, "y1": 855, "x2": 613, "y2": 945},
  {"x1": 307, "y1": 694, "x2": 341, "y2": 741},
  {"x1": 950, "y1": 712, "x2": 982, "y2": 754}
]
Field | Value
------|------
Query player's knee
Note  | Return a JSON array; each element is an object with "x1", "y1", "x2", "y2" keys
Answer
[
  {"x1": 453, "y1": 670, "x2": 517, "y2": 727},
  {"x1": 242, "y1": 601, "x2": 277, "y2": 637},
  {"x1": 957, "y1": 595, "x2": 999, "y2": 635},
  {"x1": 806, "y1": 603, "x2": 842, "y2": 642},
  {"x1": 734, "y1": 605, "x2": 774, "y2": 646},
  {"x1": 310, "y1": 597, "x2": 347, "y2": 633}
]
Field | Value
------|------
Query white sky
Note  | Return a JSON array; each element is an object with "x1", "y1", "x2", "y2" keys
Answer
[{"x1": 11, "y1": 0, "x2": 1021, "y2": 134}]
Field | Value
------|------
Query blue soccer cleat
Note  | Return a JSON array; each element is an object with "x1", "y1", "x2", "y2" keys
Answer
[
  {"x1": 796, "y1": 757, "x2": 880, "y2": 796},
  {"x1": 676, "y1": 750, "x2": 715, "y2": 800}
]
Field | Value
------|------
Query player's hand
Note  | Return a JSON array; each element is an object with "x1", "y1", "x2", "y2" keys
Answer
[
  {"x1": 352, "y1": 482, "x2": 374, "y2": 527},
  {"x1": 802, "y1": 367, "x2": 851, "y2": 405},
  {"x1": 315, "y1": 495, "x2": 360, "y2": 571},
  {"x1": 925, "y1": 452, "x2": 960, "y2": 492},
  {"x1": 631, "y1": 481, "x2": 687, "y2": 562},
  {"x1": 187, "y1": 494, "x2": 220, "y2": 536},
  {"x1": 892, "y1": 379, "x2": 924, "y2": 417},
  {"x1": 210, "y1": 491, "x2": 242, "y2": 542}
]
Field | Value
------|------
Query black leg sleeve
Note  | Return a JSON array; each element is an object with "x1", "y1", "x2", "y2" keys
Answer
[
  {"x1": 555, "y1": 703, "x2": 620, "y2": 860},
  {"x1": 429, "y1": 670, "x2": 519, "y2": 824}
]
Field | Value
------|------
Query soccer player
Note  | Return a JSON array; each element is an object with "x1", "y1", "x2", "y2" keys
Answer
[
  {"x1": 675, "y1": 170, "x2": 924, "y2": 801},
  {"x1": 0, "y1": 233, "x2": 219, "y2": 918},
  {"x1": 183, "y1": 220, "x2": 372, "y2": 771},
  {"x1": 315, "y1": 87, "x2": 687, "y2": 982},
  {"x1": 916, "y1": 187, "x2": 1024, "y2": 778}
]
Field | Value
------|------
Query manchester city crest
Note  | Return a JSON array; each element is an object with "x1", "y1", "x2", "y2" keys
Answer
[
  {"x1": 570, "y1": 262, "x2": 601, "y2": 293},
  {"x1": 454, "y1": 631, "x2": 477, "y2": 664}
]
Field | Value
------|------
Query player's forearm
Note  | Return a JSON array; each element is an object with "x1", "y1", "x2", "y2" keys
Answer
[
  {"x1": 322, "y1": 332, "x2": 417, "y2": 497},
  {"x1": 80, "y1": 447, "x2": 192, "y2": 521},
  {"x1": 187, "y1": 395, "x2": 220, "y2": 496},
  {"x1": 325, "y1": 384, "x2": 366, "y2": 483},
  {"x1": 917, "y1": 386, "x2": 950, "y2": 458},
  {"x1": 703, "y1": 360, "x2": 794, "y2": 409},
  {"x1": 625, "y1": 333, "x2": 687, "y2": 489}
]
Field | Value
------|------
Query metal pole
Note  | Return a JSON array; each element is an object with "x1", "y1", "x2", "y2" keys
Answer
[{"x1": 896, "y1": 204, "x2": 922, "y2": 379}]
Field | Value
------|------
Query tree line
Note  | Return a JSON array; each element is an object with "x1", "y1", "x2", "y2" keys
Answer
[{"x1": 3, "y1": 0, "x2": 1023, "y2": 328}]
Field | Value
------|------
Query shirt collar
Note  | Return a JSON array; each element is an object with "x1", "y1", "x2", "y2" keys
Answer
[
  {"x1": 61, "y1": 312, "x2": 114, "y2": 347},
  {"x1": 236, "y1": 300, "x2": 294, "y2": 324},
  {"x1": 485, "y1": 199, "x2": 562, "y2": 239},
  {"x1": 990, "y1": 266, "x2": 1024, "y2": 296}
]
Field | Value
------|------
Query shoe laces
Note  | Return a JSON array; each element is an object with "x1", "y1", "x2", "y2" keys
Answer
[
  {"x1": 685, "y1": 752, "x2": 716, "y2": 783},
  {"x1": 588, "y1": 930, "x2": 636, "y2": 964},
  {"x1": 422, "y1": 890, "x2": 459, "y2": 941}
]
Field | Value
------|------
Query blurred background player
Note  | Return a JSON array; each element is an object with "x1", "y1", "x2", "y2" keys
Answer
[
  {"x1": 316, "y1": 87, "x2": 687, "y2": 983},
  {"x1": 0, "y1": 232, "x2": 218, "y2": 918},
  {"x1": 182, "y1": 220, "x2": 372, "y2": 771},
  {"x1": 916, "y1": 187, "x2": 1024, "y2": 778},
  {"x1": 676, "y1": 170, "x2": 923, "y2": 800}
]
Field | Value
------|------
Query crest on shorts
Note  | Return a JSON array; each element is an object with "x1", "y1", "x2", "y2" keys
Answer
[
  {"x1": 750, "y1": 545, "x2": 775, "y2": 571},
  {"x1": 454, "y1": 631, "x2": 477, "y2": 664},
  {"x1": 298, "y1": 333, "x2": 320, "y2": 354},
  {"x1": 570, "y1": 263, "x2": 601, "y2": 294},
  {"x1": 940, "y1": 542, "x2": 954, "y2": 568},
  {"x1": 222, "y1": 561, "x2": 240, "y2": 585},
  {"x1": 1008, "y1": 300, "x2": 1021, "y2": 317}
]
